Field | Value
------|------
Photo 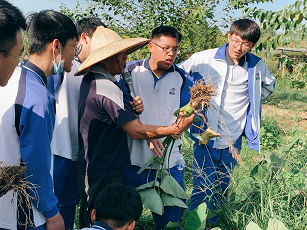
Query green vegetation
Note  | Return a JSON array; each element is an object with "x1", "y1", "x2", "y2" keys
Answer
[{"x1": 59, "y1": 0, "x2": 307, "y2": 229}]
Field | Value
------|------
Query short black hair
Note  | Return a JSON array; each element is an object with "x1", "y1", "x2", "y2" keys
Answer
[
  {"x1": 75, "y1": 17, "x2": 107, "y2": 39},
  {"x1": 26, "y1": 10, "x2": 77, "y2": 55},
  {"x1": 229, "y1": 19, "x2": 260, "y2": 44},
  {"x1": 0, "y1": 0, "x2": 26, "y2": 57},
  {"x1": 150, "y1": 25, "x2": 182, "y2": 43},
  {"x1": 95, "y1": 184, "x2": 143, "y2": 228}
]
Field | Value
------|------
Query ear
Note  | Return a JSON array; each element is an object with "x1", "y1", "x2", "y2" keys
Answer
[
  {"x1": 126, "y1": 220, "x2": 135, "y2": 230},
  {"x1": 52, "y1": 39, "x2": 60, "y2": 50},
  {"x1": 91, "y1": 209, "x2": 96, "y2": 223},
  {"x1": 80, "y1": 32, "x2": 90, "y2": 44},
  {"x1": 148, "y1": 42, "x2": 154, "y2": 53},
  {"x1": 251, "y1": 42, "x2": 257, "y2": 50},
  {"x1": 227, "y1": 33, "x2": 231, "y2": 42}
]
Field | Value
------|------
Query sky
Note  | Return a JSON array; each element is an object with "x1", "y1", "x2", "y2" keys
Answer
[{"x1": 8, "y1": 0, "x2": 292, "y2": 26}]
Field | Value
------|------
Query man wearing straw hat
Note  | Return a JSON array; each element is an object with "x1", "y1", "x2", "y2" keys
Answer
[{"x1": 75, "y1": 26, "x2": 195, "y2": 227}]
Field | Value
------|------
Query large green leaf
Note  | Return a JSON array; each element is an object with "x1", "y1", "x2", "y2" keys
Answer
[
  {"x1": 235, "y1": 177, "x2": 255, "y2": 202},
  {"x1": 160, "y1": 191, "x2": 188, "y2": 209},
  {"x1": 137, "y1": 155, "x2": 157, "y2": 174},
  {"x1": 160, "y1": 174, "x2": 188, "y2": 199},
  {"x1": 266, "y1": 152, "x2": 284, "y2": 174},
  {"x1": 246, "y1": 221, "x2": 262, "y2": 230},
  {"x1": 251, "y1": 163, "x2": 269, "y2": 182},
  {"x1": 138, "y1": 188, "x2": 164, "y2": 215},
  {"x1": 136, "y1": 181, "x2": 159, "y2": 191},
  {"x1": 162, "y1": 222, "x2": 182, "y2": 230},
  {"x1": 184, "y1": 203, "x2": 208, "y2": 230},
  {"x1": 267, "y1": 218, "x2": 288, "y2": 230}
]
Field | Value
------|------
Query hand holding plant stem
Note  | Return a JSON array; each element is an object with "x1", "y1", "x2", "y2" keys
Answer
[{"x1": 136, "y1": 80, "x2": 218, "y2": 215}]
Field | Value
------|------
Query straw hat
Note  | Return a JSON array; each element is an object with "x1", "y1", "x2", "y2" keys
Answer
[{"x1": 75, "y1": 26, "x2": 149, "y2": 76}]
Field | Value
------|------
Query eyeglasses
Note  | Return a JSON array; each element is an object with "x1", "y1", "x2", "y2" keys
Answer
[
  {"x1": 151, "y1": 41, "x2": 180, "y2": 54},
  {"x1": 230, "y1": 38, "x2": 252, "y2": 52},
  {"x1": 0, "y1": 49, "x2": 24, "y2": 57},
  {"x1": 67, "y1": 43, "x2": 82, "y2": 56}
]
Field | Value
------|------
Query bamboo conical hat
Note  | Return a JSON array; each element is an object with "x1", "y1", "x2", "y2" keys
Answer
[{"x1": 75, "y1": 26, "x2": 149, "y2": 76}]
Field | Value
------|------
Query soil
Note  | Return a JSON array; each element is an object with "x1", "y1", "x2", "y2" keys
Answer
[{"x1": 262, "y1": 104, "x2": 307, "y2": 131}]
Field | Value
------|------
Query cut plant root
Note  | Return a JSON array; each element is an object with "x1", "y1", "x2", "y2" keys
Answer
[
  {"x1": 0, "y1": 162, "x2": 27, "y2": 197},
  {"x1": 0, "y1": 162, "x2": 35, "y2": 227},
  {"x1": 174, "y1": 79, "x2": 217, "y2": 117},
  {"x1": 177, "y1": 79, "x2": 246, "y2": 169}
]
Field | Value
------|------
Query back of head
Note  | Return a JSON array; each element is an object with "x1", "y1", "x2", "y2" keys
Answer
[
  {"x1": 229, "y1": 19, "x2": 260, "y2": 44},
  {"x1": 26, "y1": 10, "x2": 77, "y2": 55},
  {"x1": 151, "y1": 25, "x2": 182, "y2": 43},
  {"x1": 75, "y1": 17, "x2": 107, "y2": 39},
  {"x1": 95, "y1": 184, "x2": 143, "y2": 229},
  {"x1": 0, "y1": 0, "x2": 26, "y2": 57}
]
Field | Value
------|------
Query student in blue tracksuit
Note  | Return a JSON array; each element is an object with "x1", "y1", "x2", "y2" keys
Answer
[
  {"x1": 179, "y1": 19, "x2": 275, "y2": 224},
  {"x1": 48, "y1": 18, "x2": 107, "y2": 230},
  {"x1": 0, "y1": 10, "x2": 77, "y2": 230}
]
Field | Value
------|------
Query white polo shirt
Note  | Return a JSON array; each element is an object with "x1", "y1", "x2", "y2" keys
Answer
[
  {"x1": 119, "y1": 58, "x2": 193, "y2": 169},
  {"x1": 214, "y1": 47, "x2": 249, "y2": 148}
]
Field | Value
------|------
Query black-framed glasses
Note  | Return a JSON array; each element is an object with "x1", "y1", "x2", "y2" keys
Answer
[
  {"x1": 151, "y1": 41, "x2": 180, "y2": 54},
  {"x1": 67, "y1": 43, "x2": 82, "y2": 56},
  {"x1": 230, "y1": 38, "x2": 251, "y2": 52}
]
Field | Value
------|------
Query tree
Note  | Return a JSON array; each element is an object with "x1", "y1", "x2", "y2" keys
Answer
[
  {"x1": 243, "y1": 0, "x2": 307, "y2": 87},
  {"x1": 60, "y1": 0, "x2": 271, "y2": 62}
]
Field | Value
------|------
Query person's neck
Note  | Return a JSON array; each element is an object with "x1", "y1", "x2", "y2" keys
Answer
[
  {"x1": 28, "y1": 53, "x2": 53, "y2": 78},
  {"x1": 148, "y1": 57, "x2": 167, "y2": 77}
]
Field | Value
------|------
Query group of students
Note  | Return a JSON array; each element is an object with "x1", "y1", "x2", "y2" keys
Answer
[{"x1": 0, "y1": 0, "x2": 276, "y2": 230}]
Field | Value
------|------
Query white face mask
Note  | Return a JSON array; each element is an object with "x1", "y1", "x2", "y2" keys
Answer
[{"x1": 52, "y1": 42, "x2": 64, "y2": 75}]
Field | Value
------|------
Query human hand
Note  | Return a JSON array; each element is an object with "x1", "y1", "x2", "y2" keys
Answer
[
  {"x1": 172, "y1": 131, "x2": 184, "y2": 140},
  {"x1": 129, "y1": 95, "x2": 143, "y2": 113},
  {"x1": 173, "y1": 112, "x2": 195, "y2": 134},
  {"x1": 146, "y1": 139, "x2": 165, "y2": 157},
  {"x1": 46, "y1": 212, "x2": 64, "y2": 230}
]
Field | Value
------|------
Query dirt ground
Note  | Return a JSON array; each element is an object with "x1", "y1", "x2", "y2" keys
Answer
[{"x1": 262, "y1": 104, "x2": 307, "y2": 131}]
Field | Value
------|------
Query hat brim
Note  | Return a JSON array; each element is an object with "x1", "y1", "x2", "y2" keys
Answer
[{"x1": 75, "y1": 38, "x2": 149, "y2": 76}]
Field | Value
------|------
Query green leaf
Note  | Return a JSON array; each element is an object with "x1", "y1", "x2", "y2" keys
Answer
[
  {"x1": 192, "y1": 133, "x2": 204, "y2": 141},
  {"x1": 161, "y1": 191, "x2": 188, "y2": 209},
  {"x1": 235, "y1": 177, "x2": 255, "y2": 202},
  {"x1": 137, "y1": 155, "x2": 157, "y2": 174},
  {"x1": 136, "y1": 181, "x2": 159, "y2": 191},
  {"x1": 246, "y1": 221, "x2": 262, "y2": 230},
  {"x1": 160, "y1": 174, "x2": 188, "y2": 199},
  {"x1": 184, "y1": 203, "x2": 208, "y2": 230},
  {"x1": 207, "y1": 209, "x2": 221, "y2": 220},
  {"x1": 295, "y1": 0, "x2": 303, "y2": 11},
  {"x1": 251, "y1": 163, "x2": 269, "y2": 182},
  {"x1": 260, "y1": 11, "x2": 266, "y2": 23},
  {"x1": 138, "y1": 188, "x2": 164, "y2": 215},
  {"x1": 266, "y1": 152, "x2": 284, "y2": 174},
  {"x1": 267, "y1": 217, "x2": 288, "y2": 230},
  {"x1": 162, "y1": 222, "x2": 182, "y2": 230},
  {"x1": 272, "y1": 39, "x2": 277, "y2": 50}
]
